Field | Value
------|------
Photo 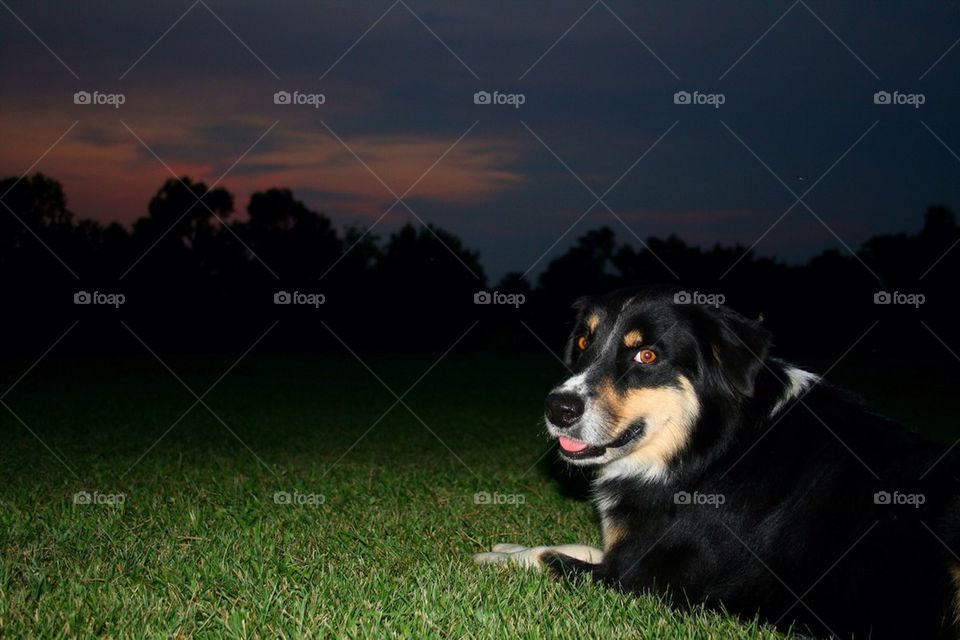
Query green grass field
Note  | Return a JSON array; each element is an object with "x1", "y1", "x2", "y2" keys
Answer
[{"x1": 1, "y1": 351, "x2": 957, "y2": 638}]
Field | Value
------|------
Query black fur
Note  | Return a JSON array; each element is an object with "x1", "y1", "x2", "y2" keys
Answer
[{"x1": 546, "y1": 286, "x2": 960, "y2": 639}]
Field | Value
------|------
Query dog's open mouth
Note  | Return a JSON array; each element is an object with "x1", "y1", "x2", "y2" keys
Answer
[
  {"x1": 556, "y1": 421, "x2": 646, "y2": 460},
  {"x1": 557, "y1": 435, "x2": 605, "y2": 459}
]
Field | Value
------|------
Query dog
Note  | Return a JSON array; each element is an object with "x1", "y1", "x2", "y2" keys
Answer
[{"x1": 475, "y1": 285, "x2": 960, "y2": 638}]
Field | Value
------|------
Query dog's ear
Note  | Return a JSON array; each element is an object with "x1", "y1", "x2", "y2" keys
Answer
[
  {"x1": 708, "y1": 306, "x2": 772, "y2": 397},
  {"x1": 571, "y1": 295, "x2": 594, "y2": 313}
]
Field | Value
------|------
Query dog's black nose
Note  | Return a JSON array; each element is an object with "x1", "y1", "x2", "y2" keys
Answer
[{"x1": 545, "y1": 392, "x2": 585, "y2": 428}]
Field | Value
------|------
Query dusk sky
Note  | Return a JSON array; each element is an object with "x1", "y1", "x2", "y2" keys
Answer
[{"x1": 2, "y1": 1, "x2": 959, "y2": 279}]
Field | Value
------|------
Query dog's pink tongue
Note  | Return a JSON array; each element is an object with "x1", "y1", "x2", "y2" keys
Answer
[{"x1": 559, "y1": 436, "x2": 588, "y2": 453}]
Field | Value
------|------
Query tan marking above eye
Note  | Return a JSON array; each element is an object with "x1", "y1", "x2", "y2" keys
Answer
[
  {"x1": 623, "y1": 330, "x2": 643, "y2": 348},
  {"x1": 586, "y1": 314, "x2": 600, "y2": 334}
]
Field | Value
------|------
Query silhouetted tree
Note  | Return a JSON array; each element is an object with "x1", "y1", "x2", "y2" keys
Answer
[
  {"x1": 376, "y1": 223, "x2": 485, "y2": 289},
  {"x1": 131, "y1": 177, "x2": 233, "y2": 257},
  {"x1": 539, "y1": 227, "x2": 618, "y2": 298},
  {"x1": 1, "y1": 173, "x2": 73, "y2": 256},
  {"x1": 0, "y1": 173, "x2": 84, "y2": 287},
  {"x1": 0, "y1": 173, "x2": 72, "y2": 230},
  {"x1": 237, "y1": 187, "x2": 342, "y2": 280}
]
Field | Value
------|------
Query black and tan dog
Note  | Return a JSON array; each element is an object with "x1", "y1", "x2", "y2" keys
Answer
[{"x1": 475, "y1": 286, "x2": 960, "y2": 638}]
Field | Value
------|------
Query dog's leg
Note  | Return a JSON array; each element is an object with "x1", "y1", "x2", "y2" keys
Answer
[
  {"x1": 473, "y1": 543, "x2": 603, "y2": 570},
  {"x1": 540, "y1": 550, "x2": 602, "y2": 581}
]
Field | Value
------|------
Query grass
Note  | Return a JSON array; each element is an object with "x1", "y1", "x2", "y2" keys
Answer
[{"x1": 1, "y1": 350, "x2": 957, "y2": 638}]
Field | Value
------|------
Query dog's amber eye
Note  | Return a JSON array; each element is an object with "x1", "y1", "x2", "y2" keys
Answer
[
  {"x1": 576, "y1": 335, "x2": 589, "y2": 351},
  {"x1": 635, "y1": 349, "x2": 657, "y2": 364}
]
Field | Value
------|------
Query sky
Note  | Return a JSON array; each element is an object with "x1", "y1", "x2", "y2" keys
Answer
[{"x1": 1, "y1": 1, "x2": 959, "y2": 280}]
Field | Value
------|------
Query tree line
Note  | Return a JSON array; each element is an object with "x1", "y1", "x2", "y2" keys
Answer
[{"x1": 2, "y1": 173, "x2": 958, "y2": 356}]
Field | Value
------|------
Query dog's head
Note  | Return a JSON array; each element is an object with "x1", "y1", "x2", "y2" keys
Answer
[{"x1": 544, "y1": 286, "x2": 771, "y2": 479}]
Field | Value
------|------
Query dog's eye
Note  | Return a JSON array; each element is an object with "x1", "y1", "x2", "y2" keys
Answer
[
  {"x1": 576, "y1": 335, "x2": 589, "y2": 351},
  {"x1": 634, "y1": 348, "x2": 657, "y2": 364}
]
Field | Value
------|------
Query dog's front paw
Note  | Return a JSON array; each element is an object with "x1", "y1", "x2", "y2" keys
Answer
[{"x1": 472, "y1": 543, "x2": 551, "y2": 569}]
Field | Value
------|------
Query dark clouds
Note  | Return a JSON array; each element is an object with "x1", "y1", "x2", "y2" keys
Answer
[{"x1": 1, "y1": 1, "x2": 959, "y2": 278}]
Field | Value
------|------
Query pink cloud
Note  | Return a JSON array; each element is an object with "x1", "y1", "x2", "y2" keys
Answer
[{"x1": 0, "y1": 91, "x2": 527, "y2": 226}]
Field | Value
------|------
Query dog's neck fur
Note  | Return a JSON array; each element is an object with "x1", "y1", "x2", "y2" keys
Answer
[
  {"x1": 590, "y1": 359, "x2": 822, "y2": 540},
  {"x1": 591, "y1": 358, "x2": 819, "y2": 494}
]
